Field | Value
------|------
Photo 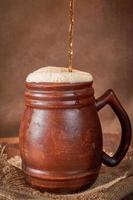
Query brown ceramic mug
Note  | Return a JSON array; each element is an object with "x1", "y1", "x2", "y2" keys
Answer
[{"x1": 19, "y1": 81, "x2": 131, "y2": 193}]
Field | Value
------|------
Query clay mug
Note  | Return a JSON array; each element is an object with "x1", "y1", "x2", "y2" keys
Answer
[{"x1": 19, "y1": 79, "x2": 131, "y2": 193}]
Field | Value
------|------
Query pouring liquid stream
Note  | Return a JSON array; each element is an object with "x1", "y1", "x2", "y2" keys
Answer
[{"x1": 68, "y1": 0, "x2": 75, "y2": 72}]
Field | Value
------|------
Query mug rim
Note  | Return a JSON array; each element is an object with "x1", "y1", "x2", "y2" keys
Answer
[{"x1": 25, "y1": 81, "x2": 93, "y2": 91}]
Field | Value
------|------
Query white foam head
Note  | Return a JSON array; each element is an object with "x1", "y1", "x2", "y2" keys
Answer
[{"x1": 26, "y1": 66, "x2": 93, "y2": 83}]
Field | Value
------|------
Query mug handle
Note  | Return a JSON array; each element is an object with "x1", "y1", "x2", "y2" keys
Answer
[{"x1": 95, "y1": 89, "x2": 132, "y2": 167}]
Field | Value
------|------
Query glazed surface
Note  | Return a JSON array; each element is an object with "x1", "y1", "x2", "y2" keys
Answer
[{"x1": 19, "y1": 82, "x2": 102, "y2": 193}]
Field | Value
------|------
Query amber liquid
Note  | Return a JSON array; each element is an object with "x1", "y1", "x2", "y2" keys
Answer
[{"x1": 68, "y1": 0, "x2": 75, "y2": 72}]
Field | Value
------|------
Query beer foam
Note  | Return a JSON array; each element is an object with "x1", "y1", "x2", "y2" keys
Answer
[{"x1": 26, "y1": 66, "x2": 93, "y2": 83}]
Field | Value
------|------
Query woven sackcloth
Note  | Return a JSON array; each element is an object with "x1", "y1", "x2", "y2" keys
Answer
[{"x1": 0, "y1": 147, "x2": 133, "y2": 200}]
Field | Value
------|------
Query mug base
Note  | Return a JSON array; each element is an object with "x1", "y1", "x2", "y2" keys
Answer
[{"x1": 24, "y1": 172, "x2": 99, "y2": 194}]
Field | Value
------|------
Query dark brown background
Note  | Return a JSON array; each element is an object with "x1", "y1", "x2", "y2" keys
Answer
[{"x1": 0, "y1": 0, "x2": 133, "y2": 137}]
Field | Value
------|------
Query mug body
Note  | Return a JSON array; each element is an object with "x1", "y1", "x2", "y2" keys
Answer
[{"x1": 19, "y1": 82, "x2": 103, "y2": 193}]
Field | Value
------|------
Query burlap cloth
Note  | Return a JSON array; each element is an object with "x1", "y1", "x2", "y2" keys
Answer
[{"x1": 0, "y1": 147, "x2": 133, "y2": 200}]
